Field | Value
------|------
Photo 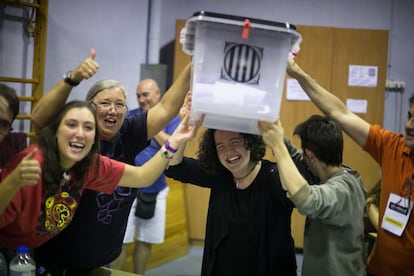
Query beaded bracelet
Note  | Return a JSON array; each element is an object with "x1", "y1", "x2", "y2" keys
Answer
[{"x1": 160, "y1": 140, "x2": 177, "y2": 159}]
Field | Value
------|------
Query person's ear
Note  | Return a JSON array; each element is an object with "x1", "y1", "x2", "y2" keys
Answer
[{"x1": 304, "y1": 148, "x2": 313, "y2": 160}]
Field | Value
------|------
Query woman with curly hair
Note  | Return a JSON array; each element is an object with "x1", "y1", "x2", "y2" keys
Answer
[{"x1": 166, "y1": 128, "x2": 316, "y2": 276}]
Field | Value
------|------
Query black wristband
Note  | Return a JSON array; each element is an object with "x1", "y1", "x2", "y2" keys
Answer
[{"x1": 63, "y1": 71, "x2": 80, "y2": 87}]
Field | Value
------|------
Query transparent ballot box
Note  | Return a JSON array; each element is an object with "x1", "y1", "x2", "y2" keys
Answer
[{"x1": 181, "y1": 11, "x2": 301, "y2": 134}]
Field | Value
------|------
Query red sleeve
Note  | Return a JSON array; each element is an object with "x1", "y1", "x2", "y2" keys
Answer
[{"x1": 84, "y1": 154, "x2": 125, "y2": 194}]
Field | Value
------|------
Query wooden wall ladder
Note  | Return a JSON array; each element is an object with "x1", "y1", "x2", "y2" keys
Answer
[{"x1": 0, "y1": 0, "x2": 48, "y2": 139}]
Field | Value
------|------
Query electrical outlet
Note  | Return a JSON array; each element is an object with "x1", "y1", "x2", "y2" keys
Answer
[{"x1": 386, "y1": 79, "x2": 405, "y2": 92}]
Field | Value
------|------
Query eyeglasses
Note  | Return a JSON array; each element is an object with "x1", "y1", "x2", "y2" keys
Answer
[
  {"x1": 92, "y1": 101, "x2": 127, "y2": 113},
  {"x1": 0, "y1": 119, "x2": 12, "y2": 132}
]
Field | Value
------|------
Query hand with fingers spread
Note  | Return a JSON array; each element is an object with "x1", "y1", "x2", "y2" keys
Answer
[{"x1": 70, "y1": 48, "x2": 100, "y2": 83}]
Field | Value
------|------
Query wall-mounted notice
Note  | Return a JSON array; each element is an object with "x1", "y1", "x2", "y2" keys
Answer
[
  {"x1": 348, "y1": 65, "x2": 378, "y2": 87},
  {"x1": 286, "y1": 79, "x2": 310, "y2": 101},
  {"x1": 346, "y1": 98, "x2": 367, "y2": 114}
]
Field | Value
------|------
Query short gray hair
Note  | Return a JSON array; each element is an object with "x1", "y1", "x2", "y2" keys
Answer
[{"x1": 86, "y1": 80, "x2": 127, "y2": 102}]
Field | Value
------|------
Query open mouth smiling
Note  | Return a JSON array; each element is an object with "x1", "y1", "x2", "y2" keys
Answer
[
  {"x1": 104, "y1": 118, "x2": 117, "y2": 127},
  {"x1": 69, "y1": 142, "x2": 85, "y2": 151},
  {"x1": 227, "y1": 155, "x2": 240, "y2": 164}
]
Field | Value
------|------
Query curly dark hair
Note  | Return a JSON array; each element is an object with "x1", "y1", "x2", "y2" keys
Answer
[
  {"x1": 36, "y1": 101, "x2": 101, "y2": 193},
  {"x1": 197, "y1": 129, "x2": 266, "y2": 175}
]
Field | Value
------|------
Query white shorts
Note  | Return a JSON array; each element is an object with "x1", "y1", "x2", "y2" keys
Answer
[{"x1": 123, "y1": 186, "x2": 169, "y2": 244}]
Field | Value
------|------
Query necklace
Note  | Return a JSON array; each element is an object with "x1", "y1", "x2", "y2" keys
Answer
[
  {"x1": 233, "y1": 162, "x2": 258, "y2": 189},
  {"x1": 60, "y1": 170, "x2": 71, "y2": 187}
]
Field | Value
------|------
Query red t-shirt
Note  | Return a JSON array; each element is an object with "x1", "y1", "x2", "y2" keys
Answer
[
  {"x1": 364, "y1": 125, "x2": 414, "y2": 275},
  {"x1": 0, "y1": 144, "x2": 125, "y2": 249}
]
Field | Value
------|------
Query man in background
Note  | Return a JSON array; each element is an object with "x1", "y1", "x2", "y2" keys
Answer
[
  {"x1": 0, "y1": 83, "x2": 27, "y2": 168},
  {"x1": 111, "y1": 79, "x2": 180, "y2": 274}
]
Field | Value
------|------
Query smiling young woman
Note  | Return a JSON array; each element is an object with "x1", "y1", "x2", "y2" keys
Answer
[{"x1": 0, "y1": 100, "x2": 202, "y2": 266}]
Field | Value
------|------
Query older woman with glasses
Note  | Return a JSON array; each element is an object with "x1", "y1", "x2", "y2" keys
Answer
[{"x1": 31, "y1": 49, "x2": 192, "y2": 273}]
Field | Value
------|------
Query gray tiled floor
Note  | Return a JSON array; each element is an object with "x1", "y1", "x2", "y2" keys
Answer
[
  {"x1": 146, "y1": 246, "x2": 203, "y2": 276},
  {"x1": 146, "y1": 246, "x2": 303, "y2": 276}
]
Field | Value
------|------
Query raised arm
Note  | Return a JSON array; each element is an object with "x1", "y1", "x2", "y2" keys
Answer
[
  {"x1": 152, "y1": 130, "x2": 171, "y2": 147},
  {"x1": 31, "y1": 49, "x2": 99, "y2": 133},
  {"x1": 287, "y1": 60, "x2": 371, "y2": 148},
  {"x1": 169, "y1": 141, "x2": 186, "y2": 166},
  {"x1": 117, "y1": 114, "x2": 202, "y2": 187},
  {"x1": 146, "y1": 64, "x2": 191, "y2": 139},
  {"x1": 258, "y1": 120, "x2": 307, "y2": 195},
  {"x1": 169, "y1": 90, "x2": 193, "y2": 166}
]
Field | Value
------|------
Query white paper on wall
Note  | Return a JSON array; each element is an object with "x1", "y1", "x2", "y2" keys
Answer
[
  {"x1": 286, "y1": 79, "x2": 310, "y2": 101},
  {"x1": 348, "y1": 65, "x2": 378, "y2": 87},
  {"x1": 346, "y1": 98, "x2": 367, "y2": 114}
]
